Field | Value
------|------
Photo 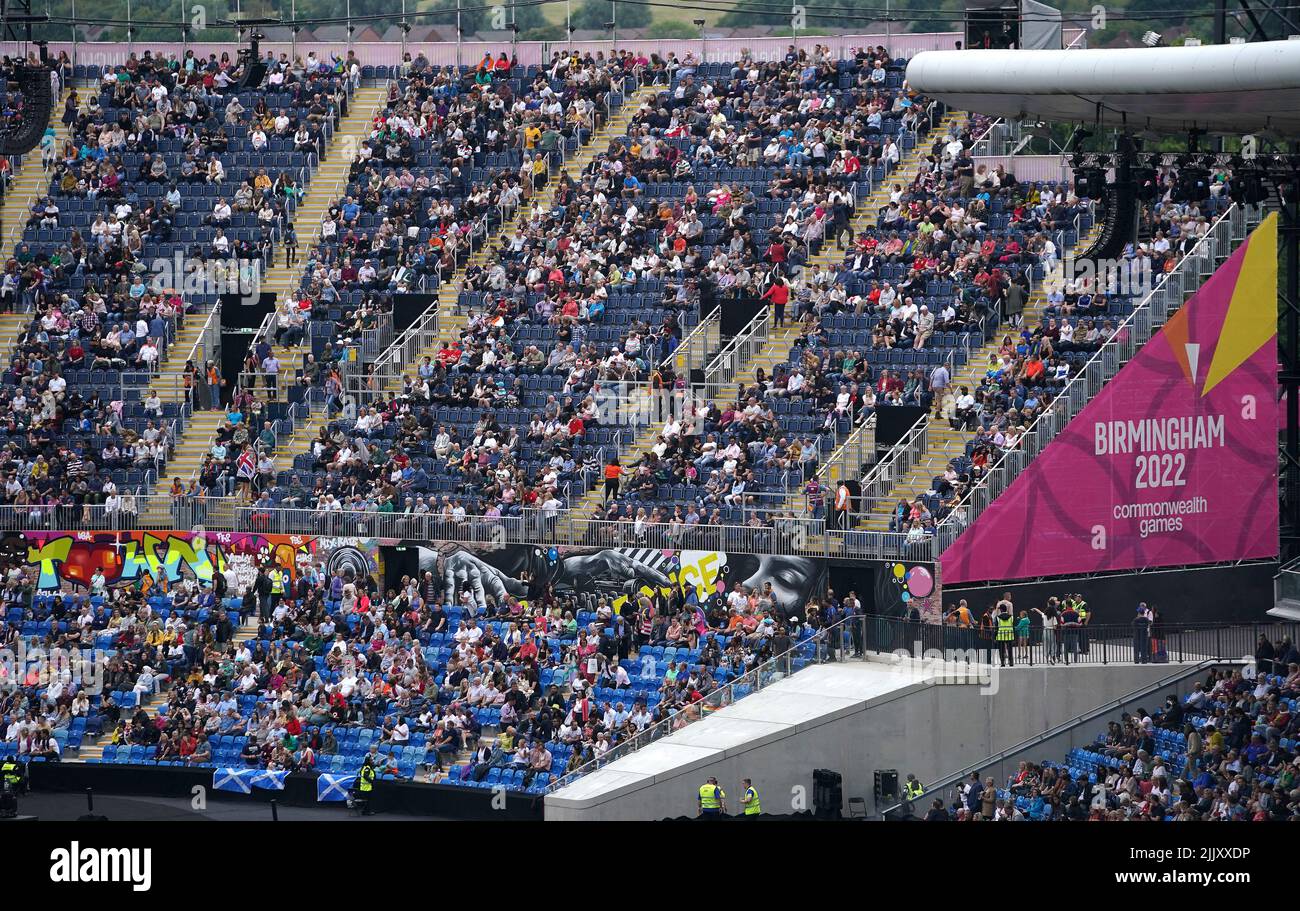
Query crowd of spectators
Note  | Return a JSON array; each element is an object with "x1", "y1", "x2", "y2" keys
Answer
[
  {"x1": 894, "y1": 162, "x2": 1230, "y2": 537},
  {"x1": 926, "y1": 652, "x2": 1300, "y2": 821},
  {"x1": 0, "y1": 536, "x2": 848, "y2": 793}
]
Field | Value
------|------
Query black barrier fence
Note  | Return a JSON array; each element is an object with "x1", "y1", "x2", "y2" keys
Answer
[{"x1": 25, "y1": 760, "x2": 544, "y2": 821}]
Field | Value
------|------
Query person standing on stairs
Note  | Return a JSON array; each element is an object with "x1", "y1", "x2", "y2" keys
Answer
[
  {"x1": 1005, "y1": 273, "x2": 1028, "y2": 328},
  {"x1": 603, "y1": 457, "x2": 623, "y2": 503},
  {"x1": 831, "y1": 189, "x2": 854, "y2": 249},
  {"x1": 762, "y1": 274, "x2": 791, "y2": 329},
  {"x1": 40, "y1": 126, "x2": 56, "y2": 172},
  {"x1": 283, "y1": 223, "x2": 298, "y2": 266},
  {"x1": 62, "y1": 88, "x2": 78, "y2": 129},
  {"x1": 835, "y1": 480, "x2": 852, "y2": 530},
  {"x1": 929, "y1": 361, "x2": 950, "y2": 419}
]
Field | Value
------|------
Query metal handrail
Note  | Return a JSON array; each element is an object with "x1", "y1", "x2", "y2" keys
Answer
[
  {"x1": 876, "y1": 657, "x2": 1234, "y2": 819},
  {"x1": 931, "y1": 203, "x2": 1254, "y2": 554},
  {"x1": 546, "y1": 609, "x2": 869, "y2": 794}
]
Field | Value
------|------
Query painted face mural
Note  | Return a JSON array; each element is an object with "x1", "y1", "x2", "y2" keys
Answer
[{"x1": 414, "y1": 544, "x2": 827, "y2": 618}]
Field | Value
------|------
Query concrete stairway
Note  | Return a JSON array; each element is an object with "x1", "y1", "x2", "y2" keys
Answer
[
  {"x1": 75, "y1": 616, "x2": 259, "y2": 763},
  {"x1": 264, "y1": 84, "x2": 661, "y2": 486},
  {"x1": 136, "y1": 86, "x2": 390, "y2": 524},
  {"x1": 717, "y1": 114, "x2": 966, "y2": 426},
  {"x1": 857, "y1": 219, "x2": 1106, "y2": 531},
  {"x1": 0, "y1": 87, "x2": 74, "y2": 377},
  {"x1": 0, "y1": 86, "x2": 72, "y2": 258},
  {"x1": 563, "y1": 114, "x2": 963, "y2": 521},
  {"x1": 149, "y1": 315, "x2": 217, "y2": 407}
]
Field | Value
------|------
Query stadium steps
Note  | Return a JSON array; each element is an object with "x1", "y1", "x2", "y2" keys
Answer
[
  {"x1": 276, "y1": 83, "x2": 661, "y2": 496},
  {"x1": 261, "y1": 85, "x2": 657, "y2": 487},
  {"x1": 744, "y1": 113, "x2": 965, "y2": 410},
  {"x1": 139, "y1": 411, "x2": 234, "y2": 522},
  {"x1": 562, "y1": 111, "x2": 962, "y2": 522},
  {"x1": 0, "y1": 87, "x2": 74, "y2": 370},
  {"x1": 258, "y1": 85, "x2": 391, "y2": 301},
  {"x1": 136, "y1": 86, "x2": 390, "y2": 517},
  {"x1": 416, "y1": 80, "x2": 658, "y2": 359},
  {"x1": 73, "y1": 617, "x2": 258, "y2": 763},
  {"x1": 806, "y1": 110, "x2": 967, "y2": 276},
  {"x1": 148, "y1": 311, "x2": 218, "y2": 405},
  {"x1": 0, "y1": 85, "x2": 72, "y2": 260},
  {"x1": 857, "y1": 219, "x2": 1107, "y2": 531}
]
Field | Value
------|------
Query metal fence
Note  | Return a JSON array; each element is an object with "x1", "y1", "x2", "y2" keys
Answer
[
  {"x1": 700, "y1": 307, "x2": 772, "y2": 400},
  {"x1": 0, "y1": 500, "x2": 894, "y2": 558}
]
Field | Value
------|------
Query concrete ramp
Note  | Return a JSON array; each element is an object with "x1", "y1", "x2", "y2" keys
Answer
[{"x1": 545, "y1": 656, "x2": 1196, "y2": 821}]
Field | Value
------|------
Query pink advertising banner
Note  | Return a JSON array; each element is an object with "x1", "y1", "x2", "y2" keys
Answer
[{"x1": 941, "y1": 214, "x2": 1279, "y2": 585}]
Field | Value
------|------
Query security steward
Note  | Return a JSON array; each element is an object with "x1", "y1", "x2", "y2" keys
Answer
[
  {"x1": 1074, "y1": 594, "x2": 1090, "y2": 653},
  {"x1": 740, "y1": 778, "x2": 762, "y2": 817},
  {"x1": 355, "y1": 755, "x2": 377, "y2": 815},
  {"x1": 698, "y1": 776, "x2": 726, "y2": 817},
  {"x1": 1, "y1": 754, "x2": 23, "y2": 795},
  {"x1": 903, "y1": 773, "x2": 925, "y2": 802},
  {"x1": 996, "y1": 603, "x2": 1015, "y2": 667}
]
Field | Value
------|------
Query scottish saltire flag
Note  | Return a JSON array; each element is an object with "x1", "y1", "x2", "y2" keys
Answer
[
  {"x1": 251, "y1": 769, "x2": 289, "y2": 791},
  {"x1": 317, "y1": 773, "x2": 357, "y2": 802},
  {"x1": 213, "y1": 768, "x2": 255, "y2": 794}
]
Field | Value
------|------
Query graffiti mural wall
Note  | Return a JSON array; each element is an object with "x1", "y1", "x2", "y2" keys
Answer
[
  {"x1": 15, "y1": 530, "x2": 381, "y2": 593},
  {"x1": 878, "y1": 562, "x2": 942, "y2": 623},
  {"x1": 390, "y1": 543, "x2": 827, "y2": 618}
]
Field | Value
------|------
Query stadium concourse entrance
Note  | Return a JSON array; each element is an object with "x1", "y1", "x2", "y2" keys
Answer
[{"x1": 219, "y1": 291, "x2": 277, "y2": 408}]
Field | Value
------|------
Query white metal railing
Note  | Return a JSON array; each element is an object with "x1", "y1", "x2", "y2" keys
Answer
[
  {"x1": 858, "y1": 412, "x2": 930, "y2": 507},
  {"x1": 0, "y1": 490, "x2": 949, "y2": 561},
  {"x1": 701, "y1": 307, "x2": 772, "y2": 397},
  {"x1": 930, "y1": 203, "x2": 1255, "y2": 557},
  {"x1": 662, "y1": 308, "x2": 721, "y2": 373}
]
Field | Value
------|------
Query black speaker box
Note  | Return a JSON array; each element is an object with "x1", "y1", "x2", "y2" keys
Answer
[{"x1": 0, "y1": 66, "x2": 53, "y2": 156}]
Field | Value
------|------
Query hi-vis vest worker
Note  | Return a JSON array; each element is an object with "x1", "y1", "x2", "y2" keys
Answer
[
  {"x1": 904, "y1": 776, "x2": 925, "y2": 800},
  {"x1": 270, "y1": 569, "x2": 285, "y2": 596},
  {"x1": 996, "y1": 612, "x2": 1015, "y2": 641},
  {"x1": 742, "y1": 780, "x2": 762, "y2": 816},
  {"x1": 0, "y1": 758, "x2": 19, "y2": 787},
  {"x1": 698, "y1": 778, "x2": 725, "y2": 814},
  {"x1": 358, "y1": 761, "x2": 376, "y2": 793},
  {"x1": 835, "y1": 483, "x2": 851, "y2": 511}
]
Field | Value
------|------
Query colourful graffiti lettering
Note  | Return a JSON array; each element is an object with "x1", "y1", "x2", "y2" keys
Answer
[
  {"x1": 611, "y1": 551, "x2": 726, "y2": 615},
  {"x1": 27, "y1": 537, "x2": 75, "y2": 590},
  {"x1": 19, "y1": 531, "x2": 377, "y2": 593}
]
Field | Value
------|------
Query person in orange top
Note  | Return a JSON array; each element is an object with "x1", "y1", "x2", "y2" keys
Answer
[
  {"x1": 1023, "y1": 356, "x2": 1045, "y2": 383},
  {"x1": 603, "y1": 457, "x2": 623, "y2": 501}
]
